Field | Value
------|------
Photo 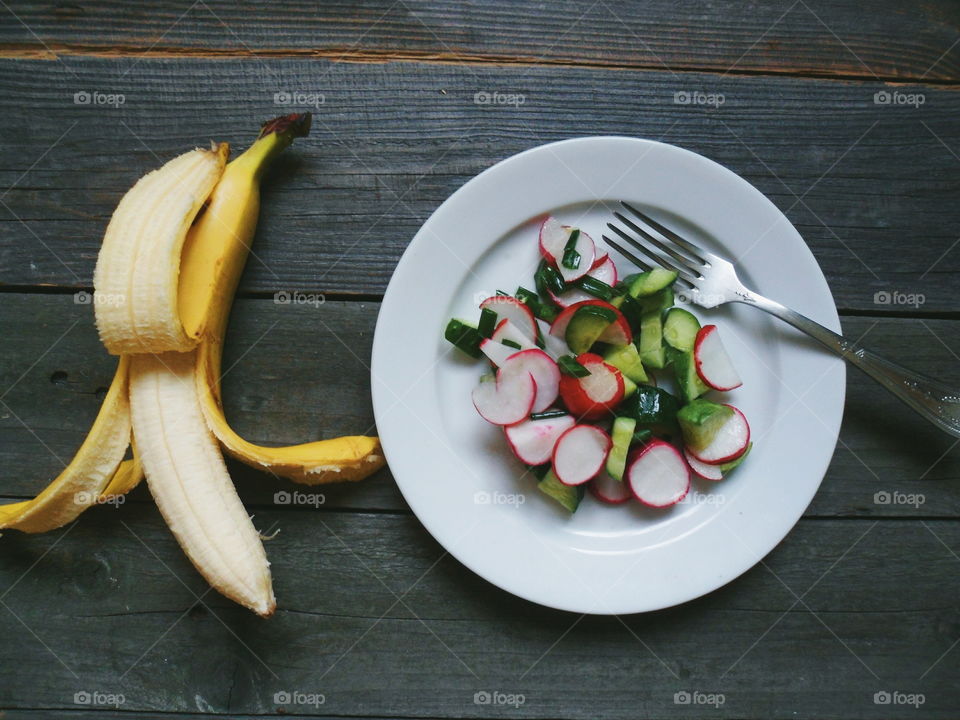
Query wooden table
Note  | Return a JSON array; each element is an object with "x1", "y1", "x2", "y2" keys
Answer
[{"x1": 0, "y1": 2, "x2": 958, "y2": 718}]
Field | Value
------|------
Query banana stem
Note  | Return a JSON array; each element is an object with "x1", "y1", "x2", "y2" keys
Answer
[{"x1": 233, "y1": 113, "x2": 312, "y2": 179}]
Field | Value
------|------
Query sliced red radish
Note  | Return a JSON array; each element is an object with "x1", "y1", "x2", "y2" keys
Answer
[
  {"x1": 471, "y1": 370, "x2": 536, "y2": 426},
  {"x1": 627, "y1": 440, "x2": 690, "y2": 507},
  {"x1": 556, "y1": 229, "x2": 596, "y2": 283},
  {"x1": 591, "y1": 249, "x2": 609, "y2": 269},
  {"x1": 479, "y1": 338, "x2": 519, "y2": 367},
  {"x1": 684, "y1": 448, "x2": 723, "y2": 481},
  {"x1": 491, "y1": 318, "x2": 537, "y2": 350},
  {"x1": 552, "y1": 424, "x2": 611, "y2": 486},
  {"x1": 501, "y1": 349, "x2": 560, "y2": 413},
  {"x1": 687, "y1": 405, "x2": 751, "y2": 465},
  {"x1": 538, "y1": 216, "x2": 567, "y2": 265},
  {"x1": 504, "y1": 413, "x2": 575, "y2": 465},
  {"x1": 537, "y1": 318, "x2": 570, "y2": 360},
  {"x1": 558, "y1": 353, "x2": 624, "y2": 420},
  {"x1": 694, "y1": 325, "x2": 743, "y2": 391},
  {"x1": 590, "y1": 470, "x2": 632, "y2": 504},
  {"x1": 480, "y1": 295, "x2": 538, "y2": 344},
  {"x1": 549, "y1": 299, "x2": 632, "y2": 347},
  {"x1": 549, "y1": 257, "x2": 620, "y2": 308}
]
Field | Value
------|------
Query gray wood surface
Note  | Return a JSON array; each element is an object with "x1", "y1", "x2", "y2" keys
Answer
[{"x1": 0, "y1": 58, "x2": 957, "y2": 312}]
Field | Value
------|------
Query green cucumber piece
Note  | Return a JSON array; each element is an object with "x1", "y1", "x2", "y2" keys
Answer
[
  {"x1": 623, "y1": 375, "x2": 637, "y2": 398},
  {"x1": 565, "y1": 304, "x2": 616, "y2": 354},
  {"x1": 619, "y1": 385, "x2": 681, "y2": 434},
  {"x1": 622, "y1": 268, "x2": 678, "y2": 298},
  {"x1": 677, "y1": 400, "x2": 734, "y2": 453},
  {"x1": 638, "y1": 286, "x2": 675, "y2": 314},
  {"x1": 638, "y1": 309, "x2": 666, "y2": 369},
  {"x1": 606, "y1": 417, "x2": 636, "y2": 481},
  {"x1": 719, "y1": 442, "x2": 752, "y2": 474},
  {"x1": 669, "y1": 346, "x2": 708, "y2": 403},
  {"x1": 444, "y1": 319, "x2": 483, "y2": 358},
  {"x1": 538, "y1": 469, "x2": 584, "y2": 513},
  {"x1": 603, "y1": 343, "x2": 648, "y2": 383},
  {"x1": 663, "y1": 307, "x2": 700, "y2": 352}
]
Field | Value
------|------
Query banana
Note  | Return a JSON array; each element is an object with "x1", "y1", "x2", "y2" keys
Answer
[
  {"x1": 179, "y1": 114, "x2": 385, "y2": 484},
  {"x1": 94, "y1": 144, "x2": 228, "y2": 355},
  {"x1": 129, "y1": 350, "x2": 275, "y2": 616},
  {"x1": 0, "y1": 357, "x2": 132, "y2": 533}
]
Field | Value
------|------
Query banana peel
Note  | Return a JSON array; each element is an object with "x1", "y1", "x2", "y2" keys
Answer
[
  {"x1": 0, "y1": 357, "x2": 135, "y2": 533},
  {"x1": 180, "y1": 114, "x2": 385, "y2": 484}
]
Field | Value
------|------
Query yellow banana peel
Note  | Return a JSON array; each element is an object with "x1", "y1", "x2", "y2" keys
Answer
[{"x1": 180, "y1": 114, "x2": 385, "y2": 484}]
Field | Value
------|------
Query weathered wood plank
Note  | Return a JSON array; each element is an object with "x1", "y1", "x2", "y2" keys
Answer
[
  {"x1": 0, "y1": 0, "x2": 957, "y2": 81},
  {"x1": 1, "y1": 294, "x2": 959, "y2": 518},
  {"x1": 0, "y1": 58, "x2": 957, "y2": 312},
  {"x1": 0, "y1": 507, "x2": 957, "y2": 718}
]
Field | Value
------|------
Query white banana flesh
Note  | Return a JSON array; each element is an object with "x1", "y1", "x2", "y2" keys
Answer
[{"x1": 128, "y1": 350, "x2": 275, "y2": 616}]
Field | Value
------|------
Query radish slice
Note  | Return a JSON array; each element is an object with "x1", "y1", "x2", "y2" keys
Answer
[
  {"x1": 552, "y1": 424, "x2": 611, "y2": 486},
  {"x1": 688, "y1": 405, "x2": 750, "y2": 465},
  {"x1": 684, "y1": 448, "x2": 723, "y2": 481},
  {"x1": 694, "y1": 325, "x2": 743, "y2": 391},
  {"x1": 591, "y1": 249, "x2": 609, "y2": 268},
  {"x1": 471, "y1": 370, "x2": 536, "y2": 426},
  {"x1": 558, "y1": 354, "x2": 625, "y2": 420},
  {"x1": 549, "y1": 300, "x2": 631, "y2": 346},
  {"x1": 627, "y1": 440, "x2": 690, "y2": 507},
  {"x1": 491, "y1": 318, "x2": 537, "y2": 350},
  {"x1": 537, "y1": 318, "x2": 571, "y2": 360},
  {"x1": 538, "y1": 216, "x2": 568, "y2": 265},
  {"x1": 479, "y1": 338, "x2": 518, "y2": 367},
  {"x1": 549, "y1": 257, "x2": 620, "y2": 308},
  {"x1": 501, "y1": 349, "x2": 560, "y2": 412},
  {"x1": 505, "y1": 414, "x2": 575, "y2": 465},
  {"x1": 590, "y1": 470, "x2": 632, "y2": 504},
  {"x1": 480, "y1": 296, "x2": 538, "y2": 344}
]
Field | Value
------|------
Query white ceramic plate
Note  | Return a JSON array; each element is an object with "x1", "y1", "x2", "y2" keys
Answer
[{"x1": 371, "y1": 137, "x2": 844, "y2": 614}]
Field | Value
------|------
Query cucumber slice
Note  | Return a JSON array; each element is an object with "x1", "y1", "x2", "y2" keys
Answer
[
  {"x1": 677, "y1": 399, "x2": 734, "y2": 453},
  {"x1": 639, "y1": 286, "x2": 675, "y2": 314},
  {"x1": 719, "y1": 441, "x2": 752, "y2": 474},
  {"x1": 669, "y1": 346, "x2": 708, "y2": 403},
  {"x1": 611, "y1": 293, "x2": 644, "y2": 333},
  {"x1": 620, "y1": 385, "x2": 681, "y2": 434},
  {"x1": 444, "y1": 318, "x2": 483, "y2": 358},
  {"x1": 565, "y1": 304, "x2": 616, "y2": 354},
  {"x1": 538, "y1": 468, "x2": 584, "y2": 513},
  {"x1": 603, "y1": 342, "x2": 648, "y2": 383},
  {"x1": 622, "y1": 268, "x2": 678, "y2": 298},
  {"x1": 638, "y1": 309, "x2": 666, "y2": 369},
  {"x1": 623, "y1": 375, "x2": 637, "y2": 398},
  {"x1": 606, "y1": 417, "x2": 636, "y2": 481},
  {"x1": 663, "y1": 307, "x2": 700, "y2": 352}
]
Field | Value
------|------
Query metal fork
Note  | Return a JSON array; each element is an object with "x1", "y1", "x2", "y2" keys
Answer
[{"x1": 603, "y1": 200, "x2": 960, "y2": 439}]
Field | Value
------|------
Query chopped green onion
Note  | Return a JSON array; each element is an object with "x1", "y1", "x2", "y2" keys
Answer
[
  {"x1": 561, "y1": 228, "x2": 581, "y2": 270},
  {"x1": 516, "y1": 285, "x2": 558, "y2": 323},
  {"x1": 444, "y1": 319, "x2": 483, "y2": 358},
  {"x1": 530, "y1": 409, "x2": 569, "y2": 421},
  {"x1": 535, "y1": 260, "x2": 566, "y2": 296},
  {"x1": 501, "y1": 339, "x2": 522, "y2": 350},
  {"x1": 574, "y1": 275, "x2": 615, "y2": 301},
  {"x1": 477, "y1": 307, "x2": 497, "y2": 338},
  {"x1": 496, "y1": 289, "x2": 510, "y2": 297},
  {"x1": 558, "y1": 354, "x2": 591, "y2": 378}
]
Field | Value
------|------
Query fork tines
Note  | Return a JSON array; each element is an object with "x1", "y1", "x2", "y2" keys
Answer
[{"x1": 602, "y1": 201, "x2": 706, "y2": 287}]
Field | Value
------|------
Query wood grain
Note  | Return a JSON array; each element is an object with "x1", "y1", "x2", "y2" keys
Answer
[
  {"x1": 0, "y1": 58, "x2": 957, "y2": 312},
  {"x1": 0, "y1": 0, "x2": 957, "y2": 81},
  {"x1": 1, "y1": 294, "x2": 958, "y2": 517},
  {"x1": 0, "y1": 505, "x2": 957, "y2": 718}
]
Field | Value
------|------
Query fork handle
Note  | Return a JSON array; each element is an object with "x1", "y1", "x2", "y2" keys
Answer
[{"x1": 746, "y1": 292, "x2": 960, "y2": 438}]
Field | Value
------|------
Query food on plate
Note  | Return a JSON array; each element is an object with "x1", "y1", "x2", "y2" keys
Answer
[{"x1": 444, "y1": 214, "x2": 752, "y2": 514}]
